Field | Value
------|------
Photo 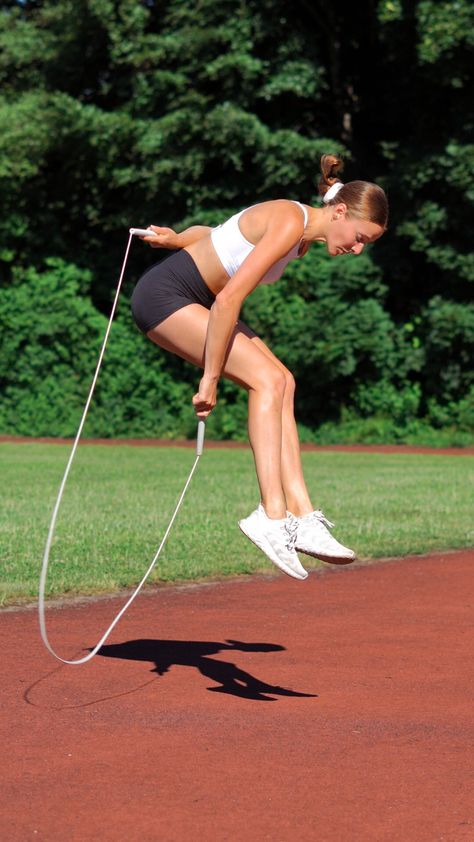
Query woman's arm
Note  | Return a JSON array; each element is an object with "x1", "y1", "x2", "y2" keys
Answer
[
  {"x1": 192, "y1": 207, "x2": 303, "y2": 418},
  {"x1": 143, "y1": 224, "x2": 212, "y2": 249}
]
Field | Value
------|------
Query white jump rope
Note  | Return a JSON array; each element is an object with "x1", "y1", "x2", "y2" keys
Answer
[{"x1": 39, "y1": 228, "x2": 206, "y2": 665}]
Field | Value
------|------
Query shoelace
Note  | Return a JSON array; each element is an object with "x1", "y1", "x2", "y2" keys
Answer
[
  {"x1": 307, "y1": 510, "x2": 335, "y2": 530},
  {"x1": 284, "y1": 515, "x2": 299, "y2": 551}
]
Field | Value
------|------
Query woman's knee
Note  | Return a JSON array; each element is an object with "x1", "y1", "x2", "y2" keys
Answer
[
  {"x1": 253, "y1": 364, "x2": 288, "y2": 403},
  {"x1": 282, "y1": 368, "x2": 296, "y2": 401}
]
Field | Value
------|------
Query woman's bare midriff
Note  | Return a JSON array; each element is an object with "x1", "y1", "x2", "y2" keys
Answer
[{"x1": 184, "y1": 236, "x2": 229, "y2": 295}]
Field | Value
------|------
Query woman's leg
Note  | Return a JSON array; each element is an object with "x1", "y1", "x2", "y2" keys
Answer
[
  {"x1": 147, "y1": 304, "x2": 354, "y2": 567},
  {"x1": 147, "y1": 304, "x2": 289, "y2": 519},
  {"x1": 238, "y1": 326, "x2": 355, "y2": 563},
  {"x1": 237, "y1": 325, "x2": 314, "y2": 517}
]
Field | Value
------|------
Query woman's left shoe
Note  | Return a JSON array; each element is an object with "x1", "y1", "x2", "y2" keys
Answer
[{"x1": 291, "y1": 509, "x2": 356, "y2": 565}]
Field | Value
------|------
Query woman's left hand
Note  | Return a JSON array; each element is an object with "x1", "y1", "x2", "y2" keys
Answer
[
  {"x1": 142, "y1": 225, "x2": 177, "y2": 248},
  {"x1": 192, "y1": 376, "x2": 218, "y2": 419}
]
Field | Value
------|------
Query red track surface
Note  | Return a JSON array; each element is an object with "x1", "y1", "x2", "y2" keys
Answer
[
  {"x1": 1, "y1": 550, "x2": 473, "y2": 841},
  {"x1": 1, "y1": 434, "x2": 473, "y2": 455}
]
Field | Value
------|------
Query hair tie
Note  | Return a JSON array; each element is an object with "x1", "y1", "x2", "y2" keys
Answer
[{"x1": 323, "y1": 182, "x2": 344, "y2": 203}]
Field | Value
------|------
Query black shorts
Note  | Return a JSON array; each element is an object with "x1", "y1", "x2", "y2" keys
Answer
[{"x1": 130, "y1": 249, "x2": 216, "y2": 334}]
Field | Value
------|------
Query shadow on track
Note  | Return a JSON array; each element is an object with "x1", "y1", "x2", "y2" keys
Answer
[{"x1": 96, "y1": 638, "x2": 318, "y2": 701}]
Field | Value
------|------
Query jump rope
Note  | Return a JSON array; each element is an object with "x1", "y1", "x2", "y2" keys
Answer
[{"x1": 38, "y1": 228, "x2": 206, "y2": 665}]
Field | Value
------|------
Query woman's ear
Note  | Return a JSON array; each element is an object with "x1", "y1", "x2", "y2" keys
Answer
[{"x1": 332, "y1": 202, "x2": 348, "y2": 220}]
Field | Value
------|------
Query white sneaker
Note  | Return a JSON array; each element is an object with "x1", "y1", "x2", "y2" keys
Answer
[
  {"x1": 238, "y1": 504, "x2": 308, "y2": 580},
  {"x1": 292, "y1": 510, "x2": 356, "y2": 565}
]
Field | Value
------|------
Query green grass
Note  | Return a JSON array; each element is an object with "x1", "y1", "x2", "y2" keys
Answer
[{"x1": 1, "y1": 442, "x2": 473, "y2": 606}]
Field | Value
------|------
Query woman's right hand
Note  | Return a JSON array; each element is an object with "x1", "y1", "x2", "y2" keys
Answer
[
  {"x1": 192, "y1": 376, "x2": 218, "y2": 419},
  {"x1": 142, "y1": 225, "x2": 177, "y2": 249}
]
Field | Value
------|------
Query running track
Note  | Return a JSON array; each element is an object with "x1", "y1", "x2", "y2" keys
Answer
[{"x1": 1, "y1": 550, "x2": 473, "y2": 841}]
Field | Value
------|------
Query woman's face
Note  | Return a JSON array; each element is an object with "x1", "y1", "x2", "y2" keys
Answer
[{"x1": 325, "y1": 204, "x2": 384, "y2": 256}]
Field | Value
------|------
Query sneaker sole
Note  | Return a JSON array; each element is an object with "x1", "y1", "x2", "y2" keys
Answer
[
  {"x1": 238, "y1": 521, "x2": 307, "y2": 580},
  {"x1": 296, "y1": 546, "x2": 356, "y2": 565}
]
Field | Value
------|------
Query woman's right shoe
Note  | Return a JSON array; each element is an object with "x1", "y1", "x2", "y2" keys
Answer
[{"x1": 238, "y1": 504, "x2": 308, "y2": 580}]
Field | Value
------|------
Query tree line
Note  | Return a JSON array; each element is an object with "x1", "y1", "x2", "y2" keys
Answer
[{"x1": 0, "y1": 0, "x2": 473, "y2": 444}]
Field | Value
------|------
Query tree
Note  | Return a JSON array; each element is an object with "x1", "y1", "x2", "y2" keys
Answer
[{"x1": 0, "y1": 0, "x2": 472, "y2": 440}]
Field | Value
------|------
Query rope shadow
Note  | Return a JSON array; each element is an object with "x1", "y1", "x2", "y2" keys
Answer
[{"x1": 96, "y1": 638, "x2": 318, "y2": 702}]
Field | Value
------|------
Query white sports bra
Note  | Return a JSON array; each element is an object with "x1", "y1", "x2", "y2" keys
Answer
[{"x1": 210, "y1": 201, "x2": 308, "y2": 285}]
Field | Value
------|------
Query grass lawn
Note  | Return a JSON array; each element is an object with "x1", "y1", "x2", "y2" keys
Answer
[{"x1": 1, "y1": 442, "x2": 473, "y2": 606}]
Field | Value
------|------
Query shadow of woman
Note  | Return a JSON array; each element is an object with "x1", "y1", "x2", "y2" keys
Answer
[{"x1": 96, "y1": 639, "x2": 317, "y2": 702}]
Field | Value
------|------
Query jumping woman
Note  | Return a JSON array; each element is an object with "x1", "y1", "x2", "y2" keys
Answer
[{"x1": 131, "y1": 154, "x2": 389, "y2": 581}]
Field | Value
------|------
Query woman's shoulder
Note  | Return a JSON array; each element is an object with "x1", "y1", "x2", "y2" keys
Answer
[
  {"x1": 252, "y1": 198, "x2": 304, "y2": 213},
  {"x1": 242, "y1": 199, "x2": 305, "y2": 226},
  {"x1": 238, "y1": 200, "x2": 305, "y2": 247}
]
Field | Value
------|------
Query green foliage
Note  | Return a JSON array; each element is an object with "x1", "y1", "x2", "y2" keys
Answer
[
  {"x1": 420, "y1": 296, "x2": 474, "y2": 404},
  {"x1": 0, "y1": 258, "x2": 194, "y2": 436},
  {"x1": 0, "y1": 0, "x2": 472, "y2": 443},
  {"x1": 353, "y1": 381, "x2": 422, "y2": 425},
  {"x1": 396, "y1": 146, "x2": 474, "y2": 284},
  {"x1": 377, "y1": 1, "x2": 403, "y2": 24},
  {"x1": 416, "y1": 1, "x2": 474, "y2": 64}
]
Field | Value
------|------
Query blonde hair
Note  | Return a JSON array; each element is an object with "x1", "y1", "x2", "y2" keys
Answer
[{"x1": 318, "y1": 154, "x2": 389, "y2": 229}]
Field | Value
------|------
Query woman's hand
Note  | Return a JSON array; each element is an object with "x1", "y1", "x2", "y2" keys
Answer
[
  {"x1": 192, "y1": 375, "x2": 218, "y2": 419},
  {"x1": 141, "y1": 225, "x2": 177, "y2": 249}
]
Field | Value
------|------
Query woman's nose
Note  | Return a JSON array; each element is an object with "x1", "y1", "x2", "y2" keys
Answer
[{"x1": 351, "y1": 243, "x2": 365, "y2": 255}]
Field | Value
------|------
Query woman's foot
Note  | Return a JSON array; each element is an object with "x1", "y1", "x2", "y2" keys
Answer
[
  {"x1": 239, "y1": 505, "x2": 308, "y2": 580},
  {"x1": 291, "y1": 510, "x2": 356, "y2": 565}
]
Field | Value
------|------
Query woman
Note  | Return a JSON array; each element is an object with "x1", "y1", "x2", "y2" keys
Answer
[{"x1": 131, "y1": 154, "x2": 388, "y2": 581}]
